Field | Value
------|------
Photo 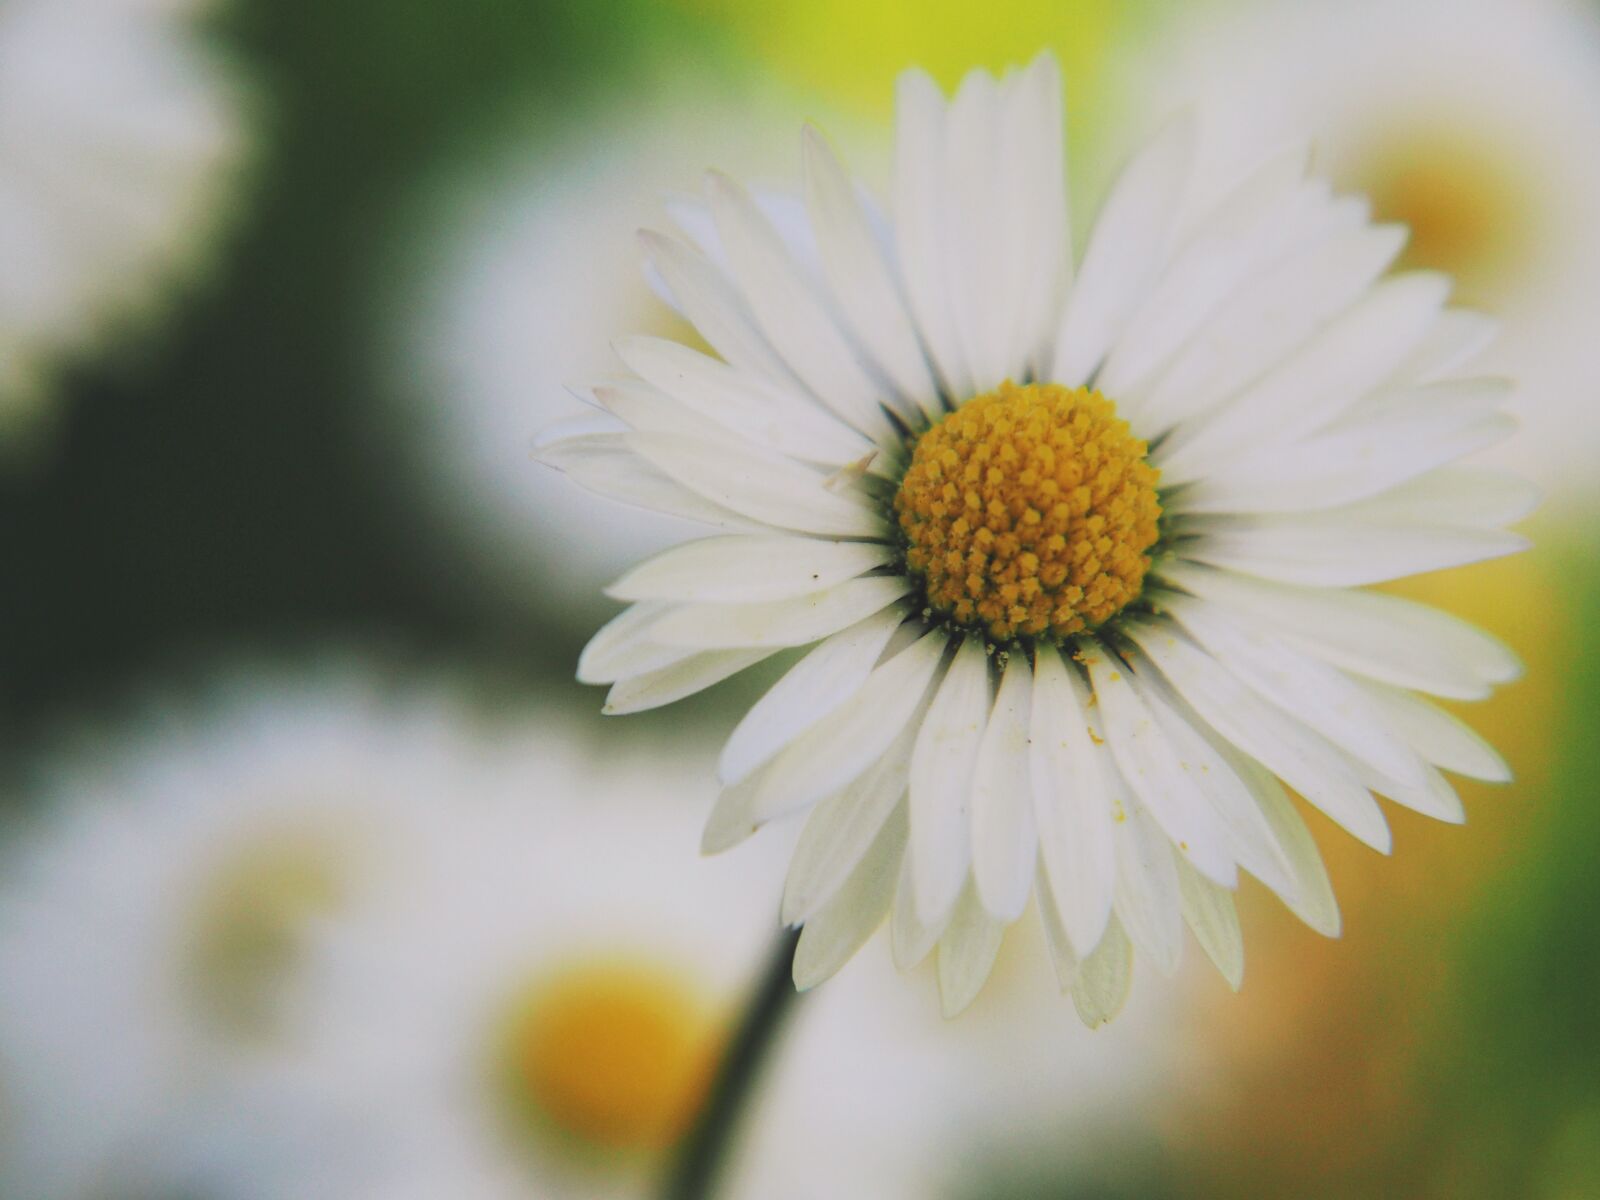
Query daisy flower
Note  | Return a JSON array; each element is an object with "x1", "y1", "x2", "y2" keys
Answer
[
  {"x1": 0, "y1": 0, "x2": 248, "y2": 442},
  {"x1": 1124, "y1": 0, "x2": 1600, "y2": 504},
  {"x1": 0, "y1": 668, "x2": 488, "y2": 1200},
  {"x1": 220, "y1": 740, "x2": 947, "y2": 1200},
  {"x1": 539, "y1": 52, "x2": 1532, "y2": 1020}
]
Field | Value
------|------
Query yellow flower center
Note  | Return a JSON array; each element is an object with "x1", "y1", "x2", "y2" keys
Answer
[
  {"x1": 895, "y1": 381, "x2": 1161, "y2": 642},
  {"x1": 184, "y1": 829, "x2": 347, "y2": 1040},
  {"x1": 495, "y1": 957, "x2": 720, "y2": 1157},
  {"x1": 1356, "y1": 128, "x2": 1524, "y2": 301}
]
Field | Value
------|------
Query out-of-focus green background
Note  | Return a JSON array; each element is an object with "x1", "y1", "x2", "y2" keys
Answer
[{"x1": 2, "y1": 0, "x2": 1597, "y2": 1196}]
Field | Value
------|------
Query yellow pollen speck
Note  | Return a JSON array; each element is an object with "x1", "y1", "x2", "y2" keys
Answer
[
  {"x1": 895, "y1": 381, "x2": 1161, "y2": 641},
  {"x1": 495, "y1": 958, "x2": 720, "y2": 1156}
]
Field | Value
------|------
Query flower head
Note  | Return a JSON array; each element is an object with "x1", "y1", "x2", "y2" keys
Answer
[
  {"x1": 219, "y1": 731, "x2": 948, "y2": 1200},
  {"x1": 0, "y1": 668, "x2": 483, "y2": 1198},
  {"x1": 541, "y1": 53, "x2": 1531, "y2": 1019},
  {"x1": 0, "y1": 0, "x2": 249, "y2": 441}
]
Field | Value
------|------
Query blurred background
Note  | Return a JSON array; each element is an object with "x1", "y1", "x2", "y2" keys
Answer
[{"x1": 1, "y1": 0, "x2": 1597, "y2": 1196}]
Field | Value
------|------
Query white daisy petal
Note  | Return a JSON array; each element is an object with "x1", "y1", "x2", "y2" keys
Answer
[
  {"x1": 1050, "y1": 113, "x2": 1195, "y2": 386},
  {"x1": 1159, "y1": 272, "x2": 1453, "y2": 481},
  {"x1": 907, "y1": 636, "x2": 991, "y2": 926},
  {"x1": 894, "y1": 67, "x2": 972, "y2": 398},
  {"x1": 718, "y1": 604, "x2": 909, "y2": 786},
  {"x1": 533, "y1": 409, "x2": 624, "y2": 443},
  {"x1": 700, "y1": 767, "x2": 772, "y2": 855},
  {"x1": 889, "y1": 852, "x2": 945, "y2": 970},
  {"x1": 742, "y1": 631, "x2": 946, "y2": 823},
  {"x1": 1112, "y1": 807, "x2": 1186, "y2": 976},
  {"x1": 576, "y1": 602, "x2": 670, "y2": 685},
  {"x1": 649, "y1": 575, "x2": 912, "y2": 652},
  {"x1": 607, "y1": 535, "x2": 895, "y2": 604},
  {"x1": 666, "y1": 186, "x2": 823, "y2": 281},
  {"x1": 1155, "y1": 560, "x2": 1520, "y2": 696},
  {"x1": 936, "y1": 881, "x2": 1006, "y2": 1018},
  {"x1": 1036, "y1": 863, "x2": 1081, "y2": 992},
  {"x1": 1103, "y1": 144, "x2": 1312, "y2": 404},
  {"x1": 1353, "y1": 678, "x2": 1511, "y2": 783},
  {"x1": 1070, "y1": 915, "x2": 1134, "y2": 1029},
  {"x1": 1124, "y1": 621, "x2": 1391, "y2": 853},
  {"x1": 1028, "y1": 647, "x2": 1117, "y2": 959},
  {"x1": 614, "y1": 335, "x2": 876, "y2": 467},
  {"x1": 626, "y1": 431, "x2": 886, "y2": 538},
  {"x1": 1178, "y1": 511, "x2": 1529, "y2": 587},
  {"x1": 593, "y1": 379, "x2": 742, "y2": 443},
  {"x1": 781, "y1": 712, "x2": 922, "y2": 925},
  {"x1": 1390, "y1": 309, "x2": 1499, "y2": 386},
  {"x1": 602, "y1": 648, "x2": 776, "y2": 715},
  {"x1": 1341, "y1": 371, "x2": 1512, "y2": 427},
  {"x1": 1361, "y1": 761, "x2": 1466, "y2": 825},
  {"x1": 1326, "y1": 465, "x2": 1539, "y2": 530},
  {"x1": 1175, "y1": 856, "x2": 1245, "y2": 990},
  {"x1": 970, "y1": 654, "x2": 1038, "y2": 922},
  {"x1": 1219, "y1": 749, "x2": 1340, "y2": 937},
  {"x1": 1133, "y1": 220, "x2": 1405, "y2": 436},
  {"x1": 638, "y1": 229, "x2": 802, "y2": 387},
  {"x1": 533, "y1": 432, "x2": 765, "y2": 531},
  {"x1": 1005, "y1": 51, "x2": 1070, "y2": 376},
  {"x1": 1162, "y1": 595, "x2": 1429, "y2": 788},
  {"x1": 801, "y1": 125, "x2": 940, "y2": 418},
  {"x1": 1080, "y1": 642, "x2": 1238, "y2": 887},
  {"x1": 1131, "y1": 664, "x2": 1302, "y2": 900},
  {"x1": 945, "y1": 67, "x2": 1011, "y2": 390},
  {"x1": 1173, "y1": 382, "x2": 1516, "y2": 515},
  {"x1": 792, "y1": 804, "x2": 906, "y2": 990},
  {"x1": 704, "y1": 170, "x2": 899, "y2": 443}
]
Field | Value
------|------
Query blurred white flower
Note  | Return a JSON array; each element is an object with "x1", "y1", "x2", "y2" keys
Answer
[
  {"x1": 1126, "y1": 0, "x2": 1600, "y2": 506},
  {"x1": 382, "y1": 79, "x2": 871, "y2": 630},
  {"x1": 0, "y1": 0, "x2": 249, "y2": 443},
  {"x1": 191, "y1": 735, "x2": 1183, "y2": 1199},
  {"x1": 226, "y1": 743, "x2": 951, "y2": 1200},
  {"x1": 0, "y1": 668, "x2": 491, "y2": 1200}
]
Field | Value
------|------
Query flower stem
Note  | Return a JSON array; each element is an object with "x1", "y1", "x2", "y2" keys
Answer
[{"x1": 662, "y1": 925, "x2": 804, "y2": 1200}]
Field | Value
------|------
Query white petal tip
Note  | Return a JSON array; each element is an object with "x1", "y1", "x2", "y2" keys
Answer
[
  {"x1": 895, "y1": 65, "x2": 942, "y2": 103},
  {"x1": 703, "y1": 168, "x2": 740, "y2": 202},
  {"x1": 913, "y1": 886, "x2": 960, "y2": 934},
  {"x1": 790, "y1": 964, "x2": 823, "y2": 993},
  {"x1": 940, "y1": 996, "x2": 976, "y2": 1020},
  {"x1": 637, "y1": 228, "x2": 674, "y2": 257},
  {"x1": 1308, "y1": 909, "x2": 1343, "y2": 939},
  {"x1": 700, "y1": 820, "x2": 756, "y2": 856},
  {"x1": 1027, "y1": 47, "x2": 1061, "y2": 73},
  {"x1": 974, "y1": 880, "x2": 1030, "y2": 927},
  {"x1": 1070, "y1": 995, "x2": 1124, "y2": 1030}
]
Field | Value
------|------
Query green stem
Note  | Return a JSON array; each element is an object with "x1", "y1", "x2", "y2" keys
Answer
[{"x1": 661, "y1": 926, "x2": 804, "y2": 1200}]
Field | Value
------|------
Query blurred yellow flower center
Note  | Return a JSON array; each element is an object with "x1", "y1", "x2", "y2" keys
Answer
[
  {"x1": 895, "y1": 381, "x2": 1161, "y2": 642},
  {"x1": 497, "y1": 958, "x2": 720, "y2": 1156},
  {"x1": 185, "y1": 830, "x2": 345, "y2": 1039},
  {"x1": 1358, "y1": 129, "x2": 1523, "y2": 299}
]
